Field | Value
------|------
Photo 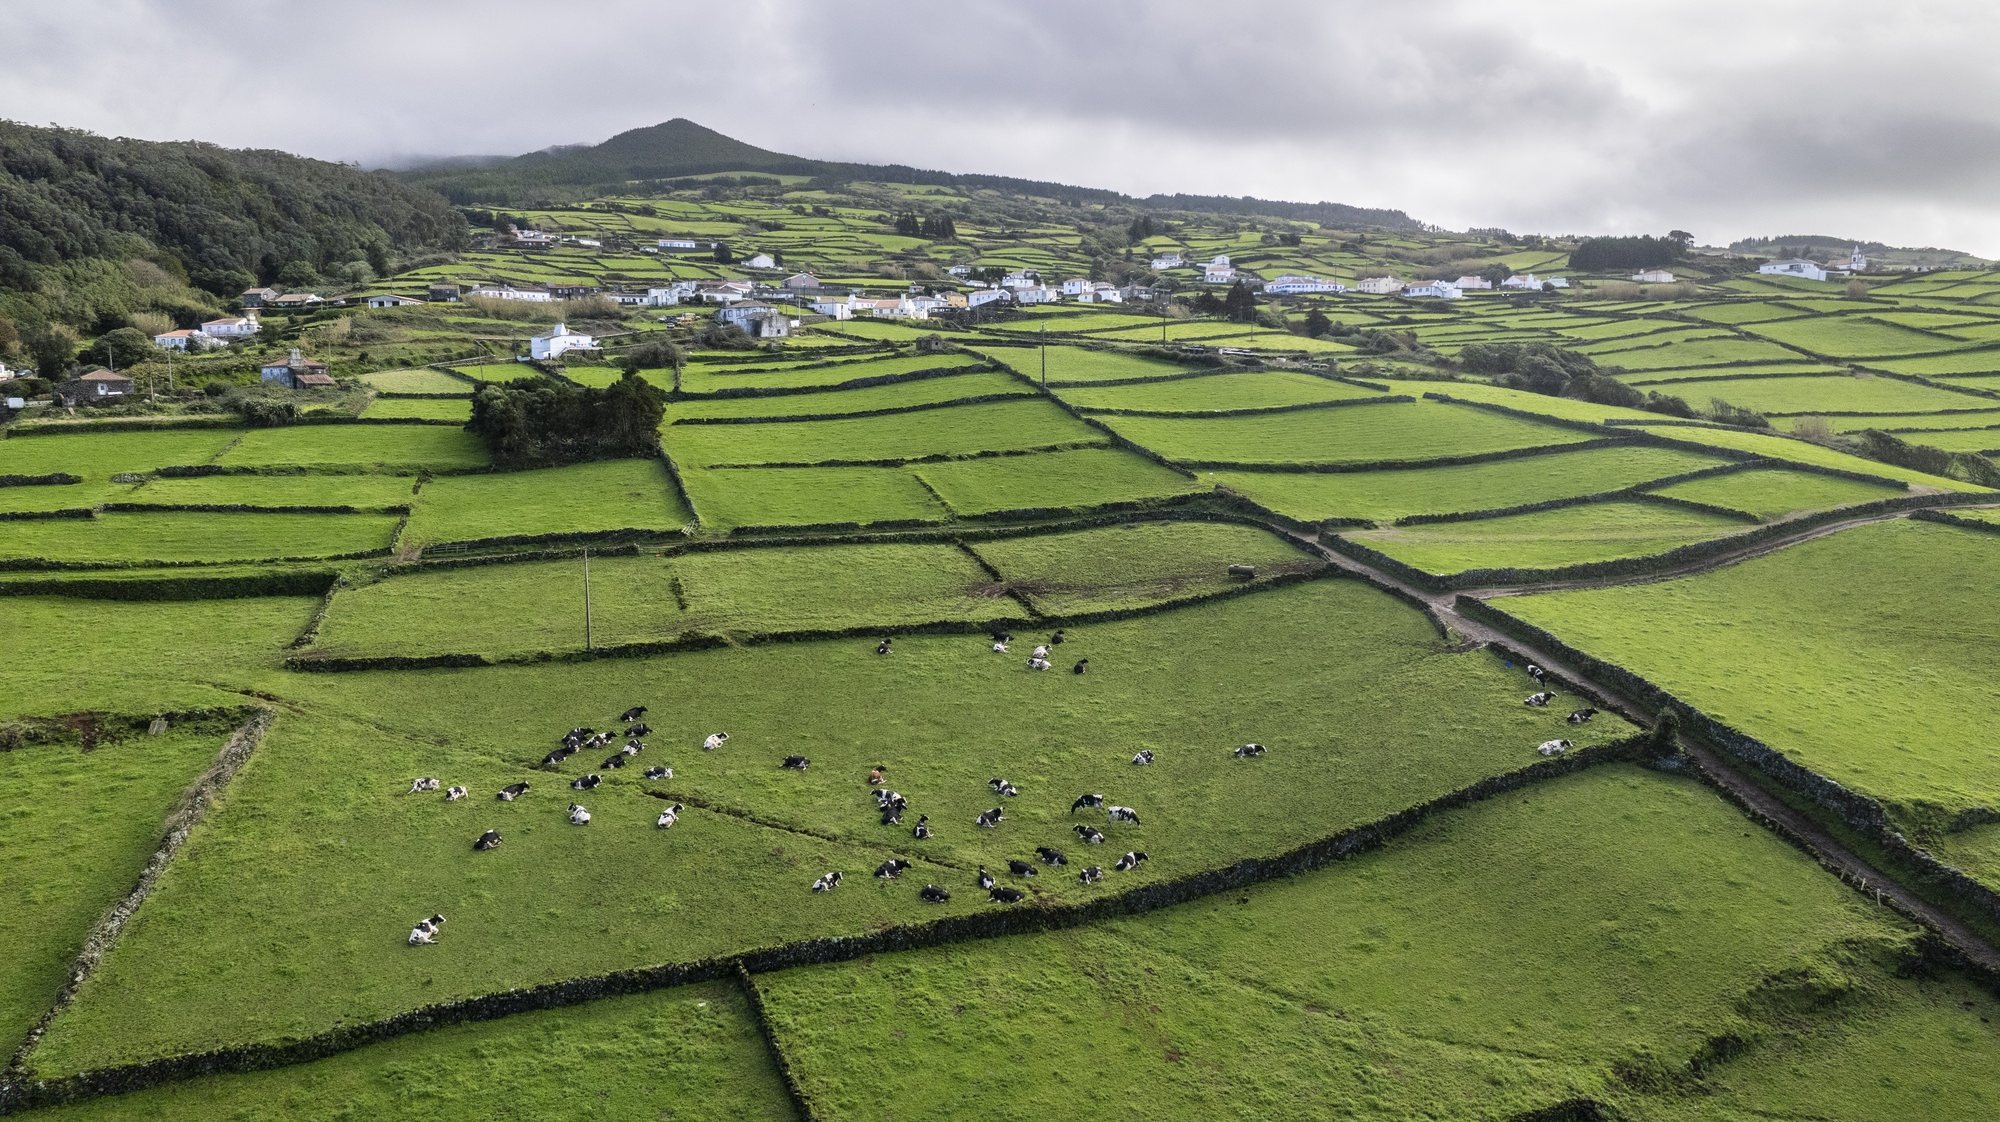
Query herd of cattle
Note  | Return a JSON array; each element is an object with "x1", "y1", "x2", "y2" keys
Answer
[{"x1": 403, "y1": 640, "x2": 1601, "y2": 944}]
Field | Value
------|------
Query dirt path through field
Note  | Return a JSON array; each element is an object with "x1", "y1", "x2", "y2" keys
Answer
[{"x1": 1277, "y1": 507, "x2": 2000, "y2": 975}]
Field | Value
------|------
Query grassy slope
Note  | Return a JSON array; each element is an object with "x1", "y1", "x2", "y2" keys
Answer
[
  {"x1": 966, "y1": 520, "x2": 1320, "y2": 614},
  {"x1": 1055, "y1": 370, "x2": 1379, "y2": 412},
  {"x1": 914, "y1": 446, "x2": 1205, "y2": 516},
  {"x1": 0, "y1": 510, "x2": 401, "y2": 564},
  {"x1": 1645, "y1": 466, "x2": 1905, "y2": 520},
  {"x1": 677, "y1": 465, "x2": 948, "y2": 529},
  {"x1": 35, "y1": 580, "x2": 1630, "y2": 1070},
  {"x1": 1099, "y1": 401, "x2": 1594, "y2": 465},
  {"x1": 403, "y1": 458, "x2": 691, "y2": 545},
  {"x1": 1503, "y1": 518, "x2": 2000, "y2": 827},
  {"x1": 1345, "y1": 499, "x2": 1746, "y2": 574},
  {"x1": 661, "y1": 398, "x2": 1102, "y2": 467},
  {"x1": 115, "y1": 474, "x2": 418, "y2": 510}
]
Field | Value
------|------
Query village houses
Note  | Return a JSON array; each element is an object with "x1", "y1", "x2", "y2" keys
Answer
[{"x1": 528, "y1": 321, "x2": 596, "y2": 361}]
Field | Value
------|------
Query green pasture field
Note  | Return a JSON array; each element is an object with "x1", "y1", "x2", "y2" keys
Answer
[
  {"x1": 38, "y1": 579, "x2": 1629, "y2": 1069},
  {"x1": 1881, "y1": 426, "x2": 2000, "y2": 453},
  {"x1": 0, "y1": 595, "x2": 317, "y2": 721},
  {"x1": 758, "y1": 764, "x2": 1956, "y2": 1121},
  {"x1": 446, "y1": 364, "x2": 540, "y2": 384},
  {"x1": 1591, "y1": 335, "x2": 1803, "y2": 370},
  {"x1": 1791, "y1": 410, "x2": 2000, "y2": 433},
  {"x1": 990, "y1": 311, "x2": 1165, "y2": 334},
  {"x1": 0, "y1": 510, "x2": 401, "y2": 566},
  {"x1": 25, "y1": 983, "x2": 793, "y2": 1121},
  {"x1": 357, "y1": 368, "x2": 473, "y2": 395},
  {"x1": 914, "y1": 446, "x2": 1206, "y2": 516},
  {"x1": 1503, "y1": 518, "x2": 2000, "y2": 830},
  {"x1": 1619, "y1": 361, "x2": 1841, "y2": 386},
  {"x1": 678, "y1": 465, "x2": 948, "y2": 529},
  {"x1": 1629, "y1": 423, "x2": 1980, "y2": 491},
  {"x1": 0, "y1": 480, "x2": 120, "y2": 513},
  {"x1": 1679, "y1": 302, "x2": 1812, "y2": 325},
  {"x1": 357, "y1": 396, "x2": 472, "y2": 422},
  {"x1": 1373, "y1": 377, "x2": 1667, "y2": 425},
  {"x1": 114, "y1": 473, "x2": 418, "y2": 510},
  {"x1": 1744, "y1": 315, "x2": 1970, "y2": 358},
  {"x1": 965, "y1": 520, "x2": 1321, "y2": 614},
  {"x1": 815, "y1": 318, "x2": 935, "y2": 341},
  {"x1": 308, "y1": 541, "x2": 996, "y2": 659},
  {"x1": 0, "y1": 726, "x2": 229, "y2": 1059},
  {"x1": 1344, "y1": 499, "x2": 1746, "y2": 575},
  {"x1": 966, "y1": 343, "x2": 1199, "y2": 384},
  {"x1": 403, "y1": 458, "x2": 691, "y2": 546},
  {"x1": 1055, "y1": 370, "x2": 1378, "y2": 413},
  {"x1": 678, "y1": 353, "x2": 988, "y2": 395},
  {"x1": 1678, "y1": 373, "x2": 1988, "y2": 415},
  {"x1": 1208, "y1": 443, "x2": 1727, "y2": 523},
  {"x1": 1080, "y1": 320, "x2": 1283, "y2": 344},
  {"x1": 0, "y1": 429, "x2": 241, "y2": 481},
  {"x1": 1867, "y1": 350, "x2": 2000, "y2": 377},
  {"x1": 1098, "y1": 400, "x2": 1595, "y2": 466},
  {"x1": 1224, "y1": 331, "x2": 1357, "y2": 354},
  {"x1": 216, "y1": 425, "x2": 490, "y2": 472},
  {"x1": 666, "y1": 371, "x2": 1031, "y2": 421},
  {"x1": 1643, "y1": 466, "x2": 1906, "y2": 519},
  {"x1": 661, "y1": 398, "x2": 1103, "y2": 468}
]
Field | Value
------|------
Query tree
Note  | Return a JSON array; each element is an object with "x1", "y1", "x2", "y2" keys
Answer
[
  {"x1": 85, "y1": 326, "x2": 154, "y2": 370},
  {"x1": 1222, "y1": 281, "x2": 1258, "y2": 323},
  {"x1": 619, "y1": 339, "x2": 685, "y2": 375},
  {"x1": 22, "y1": 321, "x2": 80, "y2": 375},
  {"x1": 1301, "y1": 310, "x2": 1333, "y2": 338},
  {"x1": 466, "y1": 373, "x2": 667, "y2": 469},
  {"x1": 713, "y1": 242, "x2": 734, "y2": 265},
  {"x1": 1667, "y1": 230, "x2": 1694, "y2": 249},
  {"x1": 1479, "y1": 264, "x2": 1513, "y2": 288}
]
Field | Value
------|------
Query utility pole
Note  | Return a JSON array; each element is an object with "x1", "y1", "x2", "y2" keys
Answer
[
  {"x1": 582, "y1": 546, "x2": 593, "y2": 651},
  {"x1": 1039, "y1": 323, "x2": 1047, "y2": 389}
]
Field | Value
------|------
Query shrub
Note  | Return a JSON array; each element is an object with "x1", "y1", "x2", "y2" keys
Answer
[{"x1": 466, "y1": 372, "x2": 666, "y2": 468}]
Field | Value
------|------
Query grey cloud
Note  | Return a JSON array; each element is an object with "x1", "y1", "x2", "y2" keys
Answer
[{"x1": 0, "y1": 0, "x2": 1995, "y2": 254}]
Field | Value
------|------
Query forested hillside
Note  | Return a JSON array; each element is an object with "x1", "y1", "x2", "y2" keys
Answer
[{"x1": 0, "y1": 121, "x2": 465, "y2": 359}]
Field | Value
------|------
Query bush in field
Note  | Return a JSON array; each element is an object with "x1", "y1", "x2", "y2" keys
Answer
[
  {"x1": 1706, "y1": 399, "x2": 1772, "y2": 429},
  {"x1": 232, "y1": 395, "x2": 300, "y2": 427},
  {"x1": 1792, "y1": 416, "x2": 1835, "y2": 441},
  {"x1": 467, "y1": 371, "x2": 665, "y2": 468},
  {"x1": 1850, "y1": 430, "x2": 2000, "y2": 487},
  {"x1": 618, "y1": 339, "x2": 685, "y2": 375}
]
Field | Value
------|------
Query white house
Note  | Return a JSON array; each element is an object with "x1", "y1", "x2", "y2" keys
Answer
[
  {"x1": 696, "y1": 280, "x2": 756, "y2": 304},
  {"x1": 1548, "y1": 276, "x2": 1571, "y2": 289},
  {"x1": 1014, "y1": 285, "x2": 1061, "y2": 305},
  {"x1": 717, "y1": 301, "x2": 780, "y2": 329},
  {"x1": 528, "y1": 321, "x2": 596, "y2": 361},
  {"x1": 809, "y1": 294, "x2": 856, "y2": 319},
  {"x1": 0, "y1": 360, "x2": 16, "y2": 380},
  {"x1": 468, "y1": 283, "x2": 555, "y2": 303},
  {"x1": 1149, "y1": 252, "x2": 1184, "y2": 270},
  {"x1": 1354, "y1": 276, "x2": 1401, "y2": 295},
  {"x1": 1759, "y1": 258, "x2": 1830, "y2": 282},
  {"x1": 782, "y1": 272, "x2": 820, "y2": 290},
  {"x1": 1453, "y1": 275, "x2": 1493, "y2": 291},
  {"x1": 643, "y1": 285, "x2": 687, "y2": 307},
  {"x1": 966, "y1": 287, "x2": 1011, "y2": 309},
  {"x1": 1402, "y1": 280, "x2": 1463, "y2": 300},
  {"x1": 152, "y1": 329, "x2": 210, "y2": 351},
  {"x1": 1501, "y1": 273, "x2": 1542, "y2": 290},
  {"x1": 1001, "y1": 270, "x2": 1040, "y2": 290},
  {"x1": 717, "y1": 304, "x2": 791, "y2": 338},
  {"x1": 1075, "y1": 283, "x2": 1124, "y2": 303},
  {"x1": 199, "y1": 315, "x2": 262, "y2": 339},
  {"x1": 1631, "y1": 269, "x2": 1677, "y2": 284},
  {"x1": 946, "y1": 264, "x2": 973, "y2": 278},
  {"x1": 657, "y1": 236, "x2": 700, "y2": 250},
  {"x1": 365, "y1": 293, "x2": 424, "y2": 309},
  {"x1": 1117, "y1": 283, "x2": 1159, "y2": 303},
  {"x1": 1061, "y1": 277, "x2": 1092, "y2": 296},
  {"x1": 1203, "y1": 255, "x2": 1235, "y2": 284},
  {"x1": 742, "y1": 253, "x2": 777, "y2": 270},
  {"x1": 1265, "y1": 275, "x2": 1347, "y2": 295}
]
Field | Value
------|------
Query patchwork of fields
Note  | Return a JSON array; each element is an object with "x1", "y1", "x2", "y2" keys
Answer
[{"x1": 10, "y1": 183, "x2": 2000, "y2": 1120}]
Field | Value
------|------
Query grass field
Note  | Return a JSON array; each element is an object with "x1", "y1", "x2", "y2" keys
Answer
[
  {"x1": 1503, "y1": 518, "x2": 2000, "y2": 829},
  {"x1": 1630, "y1": 423, "x2": 1982, "y2": 491},
  {"x1": 965, "y1": 520, "x2": 1321, "y2": 614},
  {"x1": 914, "y1": 446, "x2": 1206, "y2": 516},
  {"x1": 114, "y1": 474, "x2": 418, "y2": 510},
  {"x1": 666, "y1": 370, "x2": 1031, "y2": 421},
  {"x1": 1681, "y1": 373, "x2": 1988, "y2": 415},
  {"x1": 25, "y1": 982, "x2": 795, "y2": 1121},
  {"x1": 1208, "y1": 443, "x2": 1727, "y2": 523},
  {"x1": 357, "y1": 368, "x2": 475, "y2": 395},
  {"x1": 403, "y1": 458, "x2": 691, "y2": 546},
  {"x1": 677, "y1": 353, "x2": 988, "y2": 395},
  {"x1": 35, "y1": 579, "x2": 1630, "y2": 1071},
  {"x1": 1643, "y1": 466, "x2": 1906, "y2": 519},
  {"x1": 0, "y1": 725, "x2": 230, "y2": 1060},
  {"x1": 678, "y1": 465, "x2": 948, "y2": 529},
  {"x1": 358, "y1": 396, "x2": 473, "y2": 422},
  {"x1": 662, "y1": 398, "x2": 1103, "y2": 467},
  {"x1": 758, "y1": 764, "x2": 1952, "y2": 1121},
  {"x1": 0, "y1": 510, "x2": 402, "y2": 565},
  {"x1": 1055, "y1": 370, "x2": 1379, "y2": 413},
  {"x1": 0, "y1": 429, "x2": 242, "y2": 480},
  {"x1": 1097, "y1": 400, "x2": 1597, "y2": 466},
  {"x1": 967, "y1": 343, "x2": 1198, "y2": 384},
  {"x1": 1344, "y1": 499, "x2": 1747, "y2": 575},
  {"x1": 217, "y1": 425, "x2": 490, "y2": 472}
]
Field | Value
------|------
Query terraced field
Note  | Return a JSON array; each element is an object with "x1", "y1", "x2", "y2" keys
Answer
[
  {"x1": 1344, "y1": 499, "x2": 1749, "y2": 576},
  {"x1": 1098, "y1": 399, "x2": 1597, "y2": 466}
]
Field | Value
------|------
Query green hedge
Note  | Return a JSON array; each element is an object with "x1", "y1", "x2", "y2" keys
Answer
[
  {"x1": 99, "y1": 502, "x2": 406, "y2": 516},
  {"x1": 0, "y1": 569, "x2": 340, "y2": 601},
  {"x1": 5, "y1": 417, "x2": 243, "y2": 435},
  {"x1": 0, "y1": 507, "x2": 94, "y2": 521},
  {"x1": 0, "y1": 472, "x2": 84, "y2": 486},
  {"x1": 0, "y1": 733, "x2": 1647, "y2": 1115}
]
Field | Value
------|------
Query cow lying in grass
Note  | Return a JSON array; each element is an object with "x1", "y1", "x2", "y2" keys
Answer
[
  {"x1": 1525, "y1": 692, "x2": 1556, "y2": 708},
  {"x1": 407, "y1": 913, "x2": 446, "y2": 946},
  {"x1": 812, "y1": 870, "x2": 842, "y2": 892},
  {"x1": 656, "y1": 802, "x2": 682, "y2": 829},
  {"x1": 1537, "y1": 739, "x2": 1573, "y2": 757}
]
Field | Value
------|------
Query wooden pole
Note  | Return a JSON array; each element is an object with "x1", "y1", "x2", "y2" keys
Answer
[{"x1": 583, "y1": 546, "x2": 593, "y2": 650}]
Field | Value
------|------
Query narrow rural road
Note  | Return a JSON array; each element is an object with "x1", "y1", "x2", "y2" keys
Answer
[{"x1": 1274, "y1": 508, "x2": 2000, "y2": 974}]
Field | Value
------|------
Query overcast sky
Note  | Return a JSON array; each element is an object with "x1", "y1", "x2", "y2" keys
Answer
[{"x1": 7, "y1": 1, "x2": 1997, "y2": 254}]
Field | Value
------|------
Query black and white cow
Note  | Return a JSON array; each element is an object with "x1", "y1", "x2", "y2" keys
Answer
[
  {"x1": 568, "y1": 803, "x2": 591, "y2": 826},
  {"x1": 1049, "y1": 629, "x2": 1066, "y2": 646},
  {"x1": 811, "y1": 870, "x2": 843, "y2": 892},
  {"x1": 1036, "y1": 846, "x2": 1067, "y2": 866},
  {"x1": 703, "y1": 732, "x2": 729, "y2": 750},
  {"x1": 977, "y1": 866, "x2": 996, "y2": 890},
  {"x1": 657, "y1": 802, "x2": 683, "y2": 828},
  {"x1": 991, "y1": 639, "x2": 1010, "y2": 654},
  {"x1": 912, "y1": 814, "x2": 932, "y2": 840},
  {"x1": 1007, "y1": 859, "x2": 1038, "y2": 878},
  {"x1": 408, "y1": 777, "x2": 441, "y2": 794},
  {"x1": 881, "y1": 805, "x2": 904, "y2": 826},
  {"x1": 1524, "y1": 691, "x2": 1556, "y2": 708},
  {"x1": 1131, "y1": 749, "x2": 1154, "y2": 766},
  {"x1": 1107, "y1": 805, "x2": 1142, "y2": 826},
  {"x1": 918, "y1": 884, "x2": 951, "y2": 904},
  {"x1": 642, "y1": 766, "x2": 672, "y2": 780},
  {"x1": 620, "y1": 706, "x2": 648, "y2": 723},
  {"x1": 1233, "y1": 743, "x2": 1266, "y2": 759},
  {"x1": 1567, "y1": 708, "x2": 1599, "y2": 725},
  {"x1": 1026, "y1": 656, "x2": 1052, "y2": 672},
  {"x1": 602, "y1": 754, "x2": 628, "y2": 770},
  {"x1": 781, "y1": 755, "x2": 811, "y2": 771},
  {"x1": 1537, "y1": 738, "x2": 1574, "y2": 757},
  {"x1": 1070, "y1": 793, "x2": 1105, "y2": 815},
  {"x1": 1077, "y1": 865, "x2": 1104, "y2": 885},
  {"x1": 569, "y1": 774, "x2": 602, "y2": 792},
  {"x1": 1526, "y1": 664, "x2": 1547, "y2": 685},
  {"x1": 473, "y1": 829, "x2": 503, "y2": 852},
  {"x1": 626, "y1": 723, "x2": 651, "y2": 739},
  {"x1": 1113, "y1": 850, "x2": 1149, "y2": 872},
  {"x1": 1074, "y1": 825, "x2": 1106, "y2": 845},
  {"x1": 975, "y1": 806, "x2": 1005, "y2": 829},
  {"x1": 988, "y1": 886, "x2": 1025, "y2": 904},
  {"x1": 539, "y1": 748, "x2": 572, "y2": 768},
  {"x1": 445, "y1": 785, "x2": 467, "y2": 801},
  {"x1": 875, "y1": 638, "x2": 894, "y2": 656},
  {"x1": 497, "y1": 782, "x2": 530, "y2": 801},
  {"x1": 874, "y1": 859, "x2": 911, "y2": 879},
  {"x1": 1073, "y1": 659, "x2": 1089, "y2": 675}
]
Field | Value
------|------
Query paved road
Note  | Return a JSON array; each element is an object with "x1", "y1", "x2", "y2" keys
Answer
[{"x1": 1276, "y1": 508, "x2": 2000, "y2": 974}]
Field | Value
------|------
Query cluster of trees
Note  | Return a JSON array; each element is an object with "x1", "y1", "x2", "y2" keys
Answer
[
  {"x1": 1567, "y1": 231, "x2": 1693, "y2": 272},
  {"x1": 466, "y1": 373, "x2": 667, "y2": 468},
  {"x1": 892, "y1": 212, "x2": 957, "y2": 239},
  {"x1": 1458, "y1": 343, "x2": 1696, "y2": 418}
]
